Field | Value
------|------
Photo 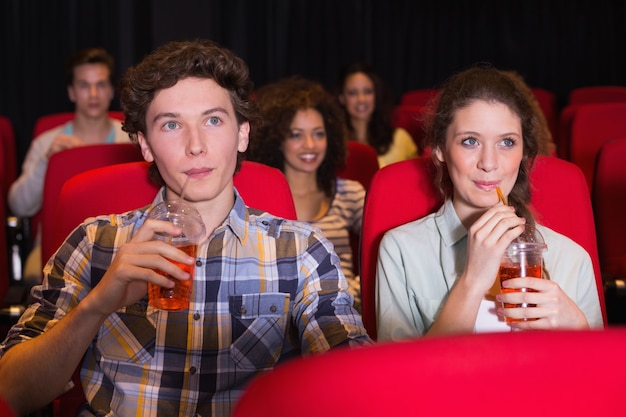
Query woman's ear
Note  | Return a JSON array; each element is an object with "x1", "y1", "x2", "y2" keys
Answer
[{"x1": 433, "y1": 146, "x2": 445, "y2": 163}]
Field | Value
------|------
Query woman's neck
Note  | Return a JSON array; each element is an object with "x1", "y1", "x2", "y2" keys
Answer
[
  {"x1": 284, "y1": 167, "x2": 329, "y2": 222},
  {"x1": 350, "y1": 118, "x2": 369, "y2": 143}
]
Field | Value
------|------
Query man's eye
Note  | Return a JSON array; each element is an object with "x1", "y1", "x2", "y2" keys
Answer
[
  {"x1": 164, "y1": 121, "x2": 177, "y2": 130},
  {"x1": 208, "y1": 116, "x2": 220, "y2": 126}
]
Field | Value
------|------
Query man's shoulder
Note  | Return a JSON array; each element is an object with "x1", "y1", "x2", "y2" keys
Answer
[{"x1": 246, "y1": 209, "x2": 317, "y2": 237}]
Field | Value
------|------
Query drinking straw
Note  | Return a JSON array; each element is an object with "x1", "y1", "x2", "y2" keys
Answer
[
  {"x1": 496, "y1": 186, "x2": 507, "y2": 206},
  {"x1": 179, "y1": 176, "x2": 190, "y2": 202}
]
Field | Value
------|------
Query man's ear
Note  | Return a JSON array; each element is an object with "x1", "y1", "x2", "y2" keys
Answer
[
  {"x1": 67, "y1": 85, "x2": 77, "y2": 104},
  {"x1": 137, "y1": 132, "x2": 154, "y2": 162},
  {"x1": 238, "y1": 121, "x2": 250, "y2": 153}
]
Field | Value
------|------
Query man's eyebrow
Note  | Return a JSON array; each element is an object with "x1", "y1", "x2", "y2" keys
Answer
[
  {"x1": 151, "y1": 112, "x2": 179, "y2": 125},
  {"x1": 201, "y1": 106, "x2": 229, "y2": 116}
]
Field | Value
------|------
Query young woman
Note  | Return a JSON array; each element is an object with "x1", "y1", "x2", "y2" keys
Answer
[
  {"x1": 337, "y1": 62, "x2": 417, "y2": 167},
  {"x1": 376, "y1": 65, "x2": 602, "y2": 340},
  {"x1": 248, "y1": 76, "x2": 365, "y2": 311}
]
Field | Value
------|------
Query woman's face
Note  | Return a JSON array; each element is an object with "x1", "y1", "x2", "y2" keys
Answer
[
  {"x1": 281, "y1": 108, "x2": 328, "y2": 176},
  {"x1": 339, "y1": 72, "x2": 375, "y2": 122},
  {"x1": 434, "y1": 99, "x2": 524, "y2": 221}
]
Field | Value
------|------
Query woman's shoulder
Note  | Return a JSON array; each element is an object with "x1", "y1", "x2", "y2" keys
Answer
[
  {"x1": 335, "y1": 177, "x2": 366, "y2": 194},
  {"x1": 383, "y1": 212, "x2": 438, "y2": 243},
  {"x1": 536, "y1": 224, "x2": 590, "y2": 258}
]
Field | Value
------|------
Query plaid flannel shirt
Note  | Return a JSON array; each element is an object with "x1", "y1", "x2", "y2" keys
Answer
[{"x1": 1, "y1": 189, "x2": 371, "y2": 416}]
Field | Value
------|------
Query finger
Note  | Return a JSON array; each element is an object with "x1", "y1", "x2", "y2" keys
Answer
[
  {"x1": 501, "y1": 277, "x2": 552, "y2": 291},
  {"x1": 470, "y1": 205, "x2": 516, "y2": 230},
  {"x1": 132, "y1": 218, "x2": 184, "y2": 243},
  {"x1": 498, "y1": 305, "x2": 544, "y2": 322},
  {"x1": 114, "y1": 249, "x2": 192, "y2": 282}
]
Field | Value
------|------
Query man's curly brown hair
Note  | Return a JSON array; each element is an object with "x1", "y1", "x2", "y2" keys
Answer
[{"x1": 119, "y1": 39, "x2": 260, "y2": 185}]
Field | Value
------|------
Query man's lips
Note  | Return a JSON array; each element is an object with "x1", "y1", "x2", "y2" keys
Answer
[{"x1": 185, "y1": 167, "x2": 213, "y2": 178}]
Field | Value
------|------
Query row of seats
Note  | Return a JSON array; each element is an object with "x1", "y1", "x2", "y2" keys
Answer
[{"x1": 233, "y1": 328, "x2": 626, "y2": 417}]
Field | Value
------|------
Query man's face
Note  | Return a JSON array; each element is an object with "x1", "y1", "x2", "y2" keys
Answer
[
  {"x1": 68, "y1": 63, "x2": 114, "y2": 118},
  {"x1": 137, "y1": 77, "x2": 249, "y2": 208}
]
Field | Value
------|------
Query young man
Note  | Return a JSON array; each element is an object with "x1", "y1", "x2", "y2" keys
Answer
[
  {"x1": 0, "y1": 40, "x2": 371, "y2": 416},
  {"x1": 8, "y1": 47, "x2": 129, "y2": 286}
]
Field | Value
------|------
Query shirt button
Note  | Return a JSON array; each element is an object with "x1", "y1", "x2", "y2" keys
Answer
[
  {"x1": 269, "y1": 305, "x2": 277, "y2": 313},
  {"x1": 240, "y1": 306, "x2": 247, "y2": 315},
  {"x1": 189, "y1": 366, "x2": 197, "y2": 375},
  {"x1": 196, "y1": 260, "x2": 202, "y2": 266},
  {"x1": 261, "y1": 220, "x2": 269, "y2": 226},
  {"x1": 193, "y1": 312, "x2": 200, "y2": 320}
]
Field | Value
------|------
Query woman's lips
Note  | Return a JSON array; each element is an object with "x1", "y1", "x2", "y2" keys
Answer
[{"x1": 474, "y1": 181, "x2": 500, "y2": 191}]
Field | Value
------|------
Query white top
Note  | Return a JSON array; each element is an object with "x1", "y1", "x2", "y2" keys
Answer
[{"x1": 9, "y1": 120, "x2": 128, "y2": 217}]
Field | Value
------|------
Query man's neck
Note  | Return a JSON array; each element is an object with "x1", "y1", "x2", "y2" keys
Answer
[{"x1": 72, "y1": 113, "x2": 113, "y2": 144}]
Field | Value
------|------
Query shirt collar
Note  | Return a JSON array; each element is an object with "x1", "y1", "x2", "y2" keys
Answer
[
  {"x1": 435, "y1": 199, "x2": 467, "y2": 247},
  {"x1": 148, "y1": 186, "x2": 250, "y2": 245}
]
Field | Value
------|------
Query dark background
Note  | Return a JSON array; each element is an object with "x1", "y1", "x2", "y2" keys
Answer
[{"x1": 1, "y1": 0, "x2": 625, "y2": 165}]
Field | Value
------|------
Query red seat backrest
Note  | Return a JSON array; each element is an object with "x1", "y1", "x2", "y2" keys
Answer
[
  {"x1": 400, "y1": 88, "x2": 440, "y2": 107},
  {"x1": 38, "y1": 143, "x2": 144, "y2": 268},
  {"x1": 592, "y1": 138, "x2": 626, "y2": 278},
  {"x1": 391, "y1": 104, "x2": 431, "y2": 150},
  {"x1": 360, "y1": 156, "x2": 606, "y2": 339},
  {"x1": 569, "y1": 102, "x2": 626, "y2": 190},
  {"x1": 336, "y1": 141, "x2": 379, "y2": 191},
  {"x1": 32, "y1": 111, "x2": 125, "y2": 138},
  {"x1": 568, "y1": 85, "x2": 626, "y2": 106},
  {"x1": 0, "y1": 116, "x2": 17, "y2": 196},
  {"x1": 234, "y1": 328, "x2": 626, "y2": 417},
  {"x1": 530, "y1": 87, "x2": 558, "y2": 144},
  {"x1": 360, "y1": 158, "x2": 442, "y2": 338},
  {"x1": 0, "y1": 142, "x2": 8, "y2": 299}
]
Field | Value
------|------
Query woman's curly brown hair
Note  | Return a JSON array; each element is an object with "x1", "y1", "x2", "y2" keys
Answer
[
  {"x1": 119, "y1": 39, "x2": 260, "y2": 185},
  {"x1": 247, "y1": 76, "x2": 347, "y2": 196}
]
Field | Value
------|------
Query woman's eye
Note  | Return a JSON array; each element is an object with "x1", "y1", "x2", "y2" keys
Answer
[
  {"x1": 501, "y1": 137, "x2": 516, "y2": 147},
  {"x1": 461, "y1": 137, "x2": 478, "y2": 146},
  {"x1": 314, "y1": 130, "x2": 326, "y2": 139},
  {"x1": 288, "y1": 131, "x2": 301, "y2": 140}
]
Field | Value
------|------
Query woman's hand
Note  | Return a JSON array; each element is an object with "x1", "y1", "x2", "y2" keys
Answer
[
  {"x1": 497, "y1": 278, "x2": 590, "y2": 329},
  {"x1": 462, "y1": 205, "x2": 526, "y2": 294},
  {"x1": 80, "y1": 219, "x2": 195, "y2": 318}
]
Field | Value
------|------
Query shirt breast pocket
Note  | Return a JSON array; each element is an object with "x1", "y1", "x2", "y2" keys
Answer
[
  {"x1": 229, "y1": 292, "x2": 290, "y2": 370},
  {"x1": 96, "y1": 302, "x2": 157, "y2": 364}
]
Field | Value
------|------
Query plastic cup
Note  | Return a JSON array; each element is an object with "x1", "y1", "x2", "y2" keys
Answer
[
  {"x1": 499, "y1": 228, "x2": 547, "y2": 323},
  {"x1": 147, "y1": 200, "x2": 206, "y2": 311}
]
